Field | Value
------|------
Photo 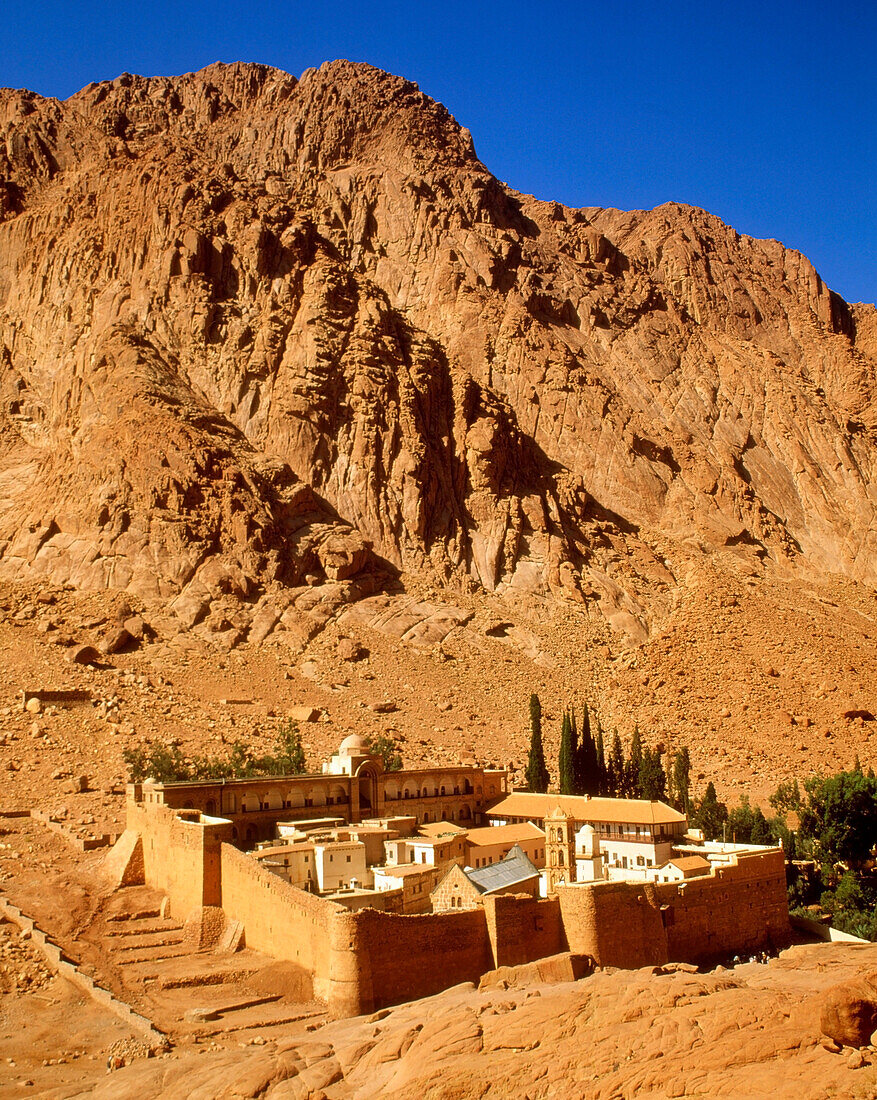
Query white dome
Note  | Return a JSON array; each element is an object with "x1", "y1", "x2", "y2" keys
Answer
[{"x1": 339, "y1": 733, "x2": 368, "y2": 755}]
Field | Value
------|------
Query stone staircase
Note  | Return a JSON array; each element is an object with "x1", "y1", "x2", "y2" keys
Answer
[{"x1": 106, "y1": 908, "x2": 187, "y2": 968}]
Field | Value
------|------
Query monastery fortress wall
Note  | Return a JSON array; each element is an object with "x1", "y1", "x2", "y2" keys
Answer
[
  {"x1": 125, "y1": 798, "x2": 231, "y2": 914},
  {"x1": 344, "y1": 906, "x2": 494, "y2": 1014},
  {"x1": 110, "y1": 794, "x2": 791, "y2": 1018},
  {"x1": 558, "y1": 848, "x2": 789, "y2": 968},
  {"x1": 219, "y1": 842, "x2": 341, "y2": 1003}
]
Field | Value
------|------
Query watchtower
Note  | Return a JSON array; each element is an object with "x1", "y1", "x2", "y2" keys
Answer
[{"x1": 544, "y1": 805, "x2": 576, "y2": 894}]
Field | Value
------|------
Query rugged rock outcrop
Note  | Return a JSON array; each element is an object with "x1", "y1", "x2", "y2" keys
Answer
[
  {"x1": 61, "y1": 944, "x2": 877, "y2": 1099},
  {"x1": 1, "y1": 61, "x2": 875, "y2": 639}
]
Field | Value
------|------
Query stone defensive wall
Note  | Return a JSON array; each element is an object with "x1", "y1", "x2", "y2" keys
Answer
[
  {"x1": 484, "y1": 894, "x2": 566, "y2": 970},
  {"x1": 123, "y1": 799, "x2": 232, "y2": 916},
  {"x1": 219, "y1": 842, "x2": 340, "y2": 1004},
  {"x1": 112, "y1": 800, "x2": 791, "y2": 1018},
  {"x1": 558, "y1": 848, "x2": 790, "y2": 968},
  {"x1": 218, "y1": 842, "x2": 550, "y2": 1015},
  {"x1": 339, "y1": 906, "x2": 493, "y2": 1015}
]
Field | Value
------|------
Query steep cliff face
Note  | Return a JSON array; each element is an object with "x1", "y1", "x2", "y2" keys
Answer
[{"x1": 1, "y1": 60, "x2": 875, "y2": 638}]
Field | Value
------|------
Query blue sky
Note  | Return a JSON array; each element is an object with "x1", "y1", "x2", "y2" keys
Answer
[{"x1": 2, "y1": 0, "x2": 874, "y2": 304}]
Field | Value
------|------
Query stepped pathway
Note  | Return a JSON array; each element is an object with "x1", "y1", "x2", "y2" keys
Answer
[
  {"x1": 93, "y1": 886, "x2": 329, "y2": 1043},
  {"x1": 106, "y1": 909, "x2": 188, "y2": 967}
]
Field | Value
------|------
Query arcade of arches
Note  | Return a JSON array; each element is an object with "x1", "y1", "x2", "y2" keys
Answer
[{"x1": 136, "y1": 734, "x2": 508, "y2": 845}]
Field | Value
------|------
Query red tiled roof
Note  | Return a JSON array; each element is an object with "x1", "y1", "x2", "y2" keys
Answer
[{"x1": 487, "y1": 792, "x2": 686, "y2": 827}]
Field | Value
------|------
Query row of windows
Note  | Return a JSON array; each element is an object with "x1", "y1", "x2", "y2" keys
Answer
[
  {"x1": 385, "y1": 785, "x2": 476, "y2": 799},
  {"x1": 607, "y1": 853, "x2": 655, "y2": 868},
  {"x1": 237, "y1": 794, "x2": 350, "y2": 812},
  {"x1": 473, "y1": 847, "x2": 544, "y2": 869}
]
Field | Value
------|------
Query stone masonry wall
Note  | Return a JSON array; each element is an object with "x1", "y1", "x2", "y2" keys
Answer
[
  {"x1": 342, "y1": 906, "x2": 494, "y2": 1014},
  {"x1": 483, "y1": 894, "x2": 566, "y2": 969},
  {"x1": 219, "y1": 843, "x2": 342, "y2": 1004},
  {"x1": 558, "y1": 879, "x2": 669, "y2": 968},
  {"x1": 126, "y1": 801, "x2": 232, "y2": 919},
  {"x1": 663, "y1": 848, "x2": 790, "y2": 960},
  {"x1": 558, "y1": 849, "x2": 791, "y2": 968},
  {"x1": 128, "y1": 796, "x2": 790, "y2": 1017}
]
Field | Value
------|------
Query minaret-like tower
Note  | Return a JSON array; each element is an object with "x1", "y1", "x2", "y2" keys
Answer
[{"x1": 544, "y1": 806, "x2": 577, "y2": 894}]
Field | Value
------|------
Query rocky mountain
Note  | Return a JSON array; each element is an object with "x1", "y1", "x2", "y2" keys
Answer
[{"x1": 1, "y1": 60, "x2": 876, "y2": 646}]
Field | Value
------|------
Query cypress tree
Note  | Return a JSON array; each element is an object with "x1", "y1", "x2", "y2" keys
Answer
[
  {"x1": 640, "y1": 747, "x2": 667, "y2": 801},
  {"x1": 574, "y1": 703, "x2": 598, "y2": 796},
  {"x1": 559, "y1": 709, "x2": 576, "y2": 794},
  {"x1": 569, "y1": 708, "x2": 581, "y2": 791},
  {"x1": 595, "y1": 718, "x2": 606, "y2": 797},
  {"x1": 608, "y1": 730, "x2": 625, "y2": 797},
  {"x1": 526, "y1": 693, "x2": 550, "y2": 793},
  {"x1": 672, "y1": 747, "x2": 692, "y2": 814},
  {"x1": 627, "y1": 725, "x2": 643, "y2": 798},
  {"x1": 750, "y1": 806, "x2": 773, "y2": 845},
  {"x1": 639, "y1": 746, "x2": 655, "y2": 800},
  {"x1": 694, "y1": 781, "x2": 728, "y2": 840}
]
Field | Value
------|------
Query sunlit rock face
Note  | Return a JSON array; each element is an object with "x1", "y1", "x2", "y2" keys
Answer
[{"x1": 1, "y1": 60, "x2": 875, "y2": 639}]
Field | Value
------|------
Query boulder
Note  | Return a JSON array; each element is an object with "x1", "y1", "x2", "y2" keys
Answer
[
  {"x1": 819, "y1": 972, "x2": 877, "y2": 1048},
  {"x1": 288, "y1": 706, "x2": 321, "y2": 723},
  {"x1": 101, "y1": 626, "x2": 134, "y2": 655},
  {"x1": 336, "y1": 637, "x2": 367, "y2": 662},
  {"x1": 69, "y1": 645, "x2": 101, "y2": 666},
  {"x1": 122, "y1": 615, "x2": 147, "y2": 640}
]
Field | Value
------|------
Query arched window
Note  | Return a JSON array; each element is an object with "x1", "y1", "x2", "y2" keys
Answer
[{"x1": 559, "y1": 850, "x2": 565, "y2": 866}]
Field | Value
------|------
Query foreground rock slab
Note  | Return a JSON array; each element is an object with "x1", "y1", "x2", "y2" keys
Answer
[{"x1": 63, "y1": 943, "x2": 877, "y2": 1099}]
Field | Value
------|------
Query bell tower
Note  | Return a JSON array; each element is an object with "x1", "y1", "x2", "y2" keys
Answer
[{"x1": 544, "y1": 806, "x2": 576, "y2": 894}]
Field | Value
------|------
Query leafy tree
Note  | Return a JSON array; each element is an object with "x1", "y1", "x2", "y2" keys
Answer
[
  {"x1": 727, "y1": 796, "x2": 755, "y2": 842},
  {"x1": 251, "y1": 721, "x2": 308, "y2": 776},
  {"x1": 819, "y1": 872, "x2": 877, "y2": 940},
  {"x1": 798, "y1": 769, "x2": 877, "y2": 868},
  {"x1": 558, "y1": 709, "x2": 576, "y2": 795},
  {"x1": 526, "y1": 694, "x2": 550, "y2": 793},
  {"x1": 123, "y1": 723, "x2": 311, "y2": 784},
  {"x1": 123, "y1": 741, "x2": 191, "y2": 783},
  {"x1": 726, "y1": 796, "x2": 775, "y2": 845},
  {"x1": 366, "y1": 733, "x2": 402, "y2": 772},
  {"x1": 693, "y1": 782, "x2": 728, "y2": 840},
  {"x1": 769, "y1": 778, "x2": 802, "y2": 817}
]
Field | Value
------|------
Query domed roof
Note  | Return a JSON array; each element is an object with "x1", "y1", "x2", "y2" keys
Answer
[{"x1": 339, "y1": 732, "x2": 368, "y2": 755}]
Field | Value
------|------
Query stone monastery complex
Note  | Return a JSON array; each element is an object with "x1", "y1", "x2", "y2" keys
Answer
[{"x1": 105, "y1": 734, "x2": 792, "y2": 1017}]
